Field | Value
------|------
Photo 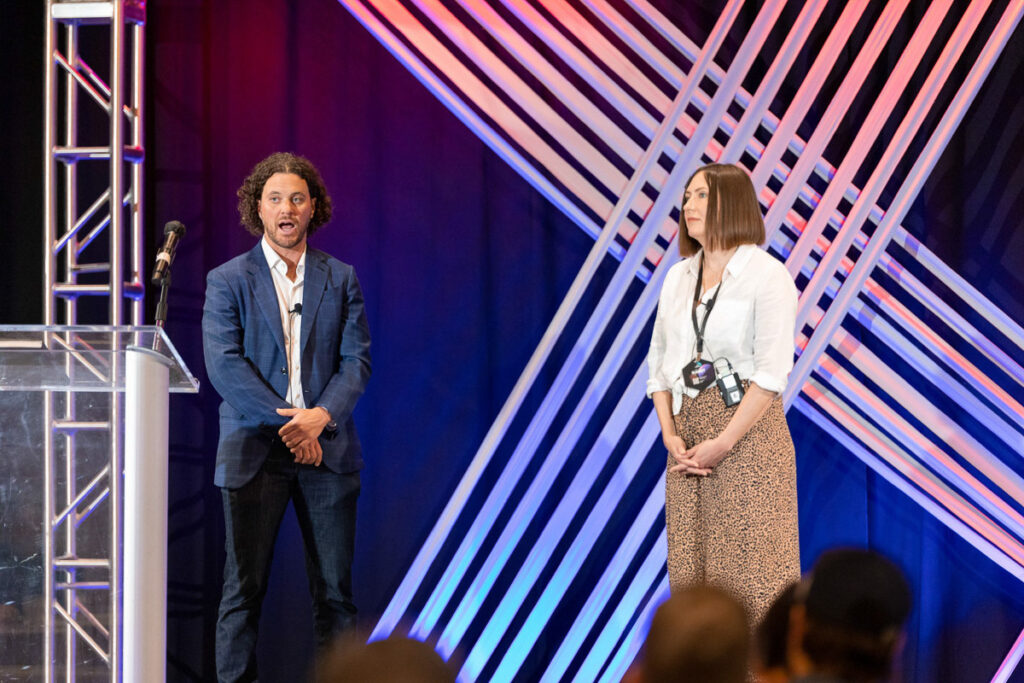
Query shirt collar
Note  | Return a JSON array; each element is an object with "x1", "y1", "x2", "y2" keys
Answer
[
  {"x1": 260, "y1": 236, "x2": 306, "y2": 278},
  {"x1": 725, "y1": 243, "x2": 757, "y2": 276},
  {"x1": 682, "y1": 243, "x2": 758, "y2": 279},
  {"x1": 682, "y1": 251, "x2": 701, "y2": 276}
]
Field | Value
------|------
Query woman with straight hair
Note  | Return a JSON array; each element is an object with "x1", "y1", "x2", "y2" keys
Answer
[{"x1": 646, "y1": 162, "x2": 800, "y2": 622}]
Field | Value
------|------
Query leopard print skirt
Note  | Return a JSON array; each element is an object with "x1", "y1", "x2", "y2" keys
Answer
[{"x1": 666, "y1": 387, "x2": 800, "y2": 624}]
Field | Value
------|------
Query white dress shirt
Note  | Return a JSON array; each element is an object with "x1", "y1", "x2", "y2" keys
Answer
[
  {"x1": 261, "y1": 237, "x2": 306, "y2": 409},
  {"x1": 646, "y1": 243, "x2": 798, "y2": 414}
]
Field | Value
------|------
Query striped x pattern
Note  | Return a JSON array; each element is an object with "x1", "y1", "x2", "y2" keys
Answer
[{"x1": 340, "y1": 1, "x2": 1024, "y2": 680}]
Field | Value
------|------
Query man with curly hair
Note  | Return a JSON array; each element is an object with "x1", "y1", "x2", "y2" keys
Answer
[{"x1": 202, "y1": 152, "x2": 372, "y2": 682}]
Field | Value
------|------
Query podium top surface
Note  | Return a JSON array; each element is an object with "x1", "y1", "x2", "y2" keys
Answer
[{"x1": 0, "y1": 325, "x2": 199, "y2": 393}]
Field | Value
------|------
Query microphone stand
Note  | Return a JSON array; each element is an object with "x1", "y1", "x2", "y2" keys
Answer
[
  {"x1": 149, "y1": 219, "x2": 186, "y2": 353},
  {"x1": 153, "y1": 273, "x2": 171, "y2": 352}
]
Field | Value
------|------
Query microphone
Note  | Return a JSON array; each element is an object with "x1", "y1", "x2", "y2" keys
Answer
[
  {"x1": 151, "y1": 220, "x2": 186, "y2": 284},
  {"x1": 290, "y1": 303, "x2": 302, "y2": 315}
]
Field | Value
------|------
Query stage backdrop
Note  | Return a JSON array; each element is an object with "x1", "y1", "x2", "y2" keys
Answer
[{"x1": 3, "y1": 1, "x2": 1024, "y2": 681}]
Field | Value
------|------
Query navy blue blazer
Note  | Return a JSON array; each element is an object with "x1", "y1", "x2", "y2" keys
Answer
[{"x1": 202, "y1": 244, "x2": 372, "y2": 488}]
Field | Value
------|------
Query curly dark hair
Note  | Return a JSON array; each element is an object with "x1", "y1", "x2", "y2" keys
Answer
[{"x1": 236, "y1": 152, "x2": 334, "y2": 236}]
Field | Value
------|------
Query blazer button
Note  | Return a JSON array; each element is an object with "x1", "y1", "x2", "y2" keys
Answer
[{"x1": 281, "y1": 367, "x2": 287, "y2": 374}]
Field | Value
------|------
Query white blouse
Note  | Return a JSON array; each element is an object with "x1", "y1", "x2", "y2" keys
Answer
[{"x1": 646, "y1": 243, "x2": 798, "y2": 414}]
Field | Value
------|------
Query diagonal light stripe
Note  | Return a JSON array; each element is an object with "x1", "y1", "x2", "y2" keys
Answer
[
  {"x1": 992, "y1": 626, "x2": 1024, "y2": 682},
  {"x1": 720, "y1": 0, "x2": 829, "y2": 162},
  {"x1": 337, "y1": 0, "x2": 605, "y2": 245},
  {"x1": 820, "y1": 341, "x2": 1024, "y2": 547},
  {"x1": 874, "y1": 253, "x2": 1024, "y2": 394},
  {"x1": 362, "y1": 0, "x2": 616, "y2": 216},
  {"x1": 763, "y1": 0, "x2": 910, "y2": 246},
  {"x1": 580, "y1": 546, "x2": 668, "y2": 683},
  {"x1": 449, "y1": 4, "x2": 792, "y2": 664},
  {"x1": 786, "y1": 0, "x2": 1024, "y2": 409},
  {"x1": 787, "y1": 0, "x2": 991, "y2": 348},
  {"x1": 794, "y1": 388, "x2": 1024, "y2": 582},
  {"x1": 409, "y1": 0, "x2": 633, "y2": 190},
  {"x1": 791, "y1": 220, "x2": 1024, "y2": 413},
  {"x1": 748, "y1": 1, "x2": 869, "y2": 194},
  {"x1": 784, "y1": 0, "x2": 958, "y2": 280},
  {"x1": 592, "y1": 575, "x2": 669, "y2": 683},
  {"x1": 400, "y1": 1, "x2": 765, "y2": 651},
  {"x1": 456, "y1": 0, "x2": 654, "y2": 170},
  {"x1": 894, "y1": 230, "x2": 1024, "y2": 354},
  {"x1": 500, "y1": 0, "x2": 672, "y2": 134},
  {"x1": 540, "y1": 438, "x2": 665, "y2": 683},
  {"x1": 475, "y1": 394, "x2": 661, "y2": 679},
  {"x1": 849, "y1": 297, "x2": 1024, "y2": 452}
]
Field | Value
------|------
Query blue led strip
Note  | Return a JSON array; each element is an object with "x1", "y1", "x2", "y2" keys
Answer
[
  {"x1": 433, "y1": 238, "x2": 679, "y2": 654},
  {"x1": 992, "y1": 627, "x2": 1024, "y2": 682},
  {"x1": 472, "y1": 380, "x2": 659, "y2": 679},
  {"x1": 593, "y1": 577, "x2": 671, "y2": 683},
  {"x1": 818, "y1": 336, "x2": 1024, "y2": 546},
  {"x1": 540, "y1": 454, "x2": 667, "y2": 683},
  {"x1": 450, "y1": 361, "x2": 650, "y2": 663},
  {"x1": 876, "y1": 253, "x2": 1024, "y2": 390},
  {"x1": 893, "y1": 230, "x2": 1024, "y2": 353},
  {"x1": 578, "y1": 548, "x2": 669, "y2": 683},
  {"x1": 849, "y1": 298, "x2": 1024, "y2": 450},
  {"x1": 460, "y1": 413, "x2": 662, "y2": 680},
  {"x1": 594, "y1": 575, "x2": 669, "y2": 683},
  {"x1": 594, "y1": 586, "x2": 670, "y2": 683},
  {"x1": 794, "y1": 389, "x2": 1024, "y2": 582}
]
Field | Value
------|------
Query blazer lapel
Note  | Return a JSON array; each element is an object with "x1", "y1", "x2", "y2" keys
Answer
[
  {"x1": 300, "y1": 249, "x2": 327, "y2": 353},
  {"x1": 246, "y1": 245, "x2": 287, "y2": 355}
]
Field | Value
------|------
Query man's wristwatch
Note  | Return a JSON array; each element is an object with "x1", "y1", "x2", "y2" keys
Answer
[{"x1": 317, "y1": 405, "x2": 338, "y2": 433}]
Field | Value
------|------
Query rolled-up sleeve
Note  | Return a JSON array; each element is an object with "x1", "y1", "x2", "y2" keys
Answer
[
  {"x1": 748, "y1": 262, "x2": 798, "y2": 394},
  {"x1": 646, "y1": 296, "x2": 671, "y2": 398}
]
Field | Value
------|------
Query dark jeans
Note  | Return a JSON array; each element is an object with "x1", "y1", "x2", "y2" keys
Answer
[{"x1": 215, "y1": 446, "x2": 360, "y2": 683}]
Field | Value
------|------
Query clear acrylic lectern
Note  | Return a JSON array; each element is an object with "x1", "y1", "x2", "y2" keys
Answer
[{"x1": 0, "y1": 325, "x2": 198, "y2": 682}]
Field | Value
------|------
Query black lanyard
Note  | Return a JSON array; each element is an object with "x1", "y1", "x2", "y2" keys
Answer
[{"x1": 690, "y1": 254, "x2": 723, "y2": 360}]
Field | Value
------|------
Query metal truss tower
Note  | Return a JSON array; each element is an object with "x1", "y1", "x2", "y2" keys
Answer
[{"x1": 42, "y1": 1, "x2": 146, "y2": 680}]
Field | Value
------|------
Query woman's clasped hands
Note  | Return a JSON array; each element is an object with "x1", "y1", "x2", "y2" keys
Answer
[{"x1": 665, "y1": 434, "x2": 732, "y2": 476}]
